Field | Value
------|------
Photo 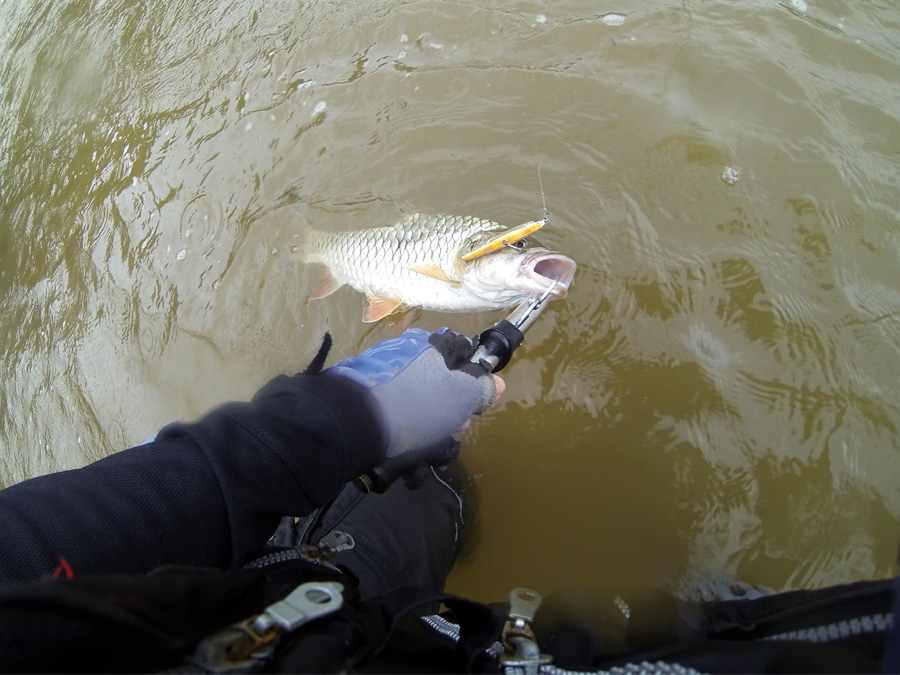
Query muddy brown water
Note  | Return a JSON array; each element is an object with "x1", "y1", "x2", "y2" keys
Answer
[{"x1": 1, "y1": 0, "x2": 899, "y2": 603}]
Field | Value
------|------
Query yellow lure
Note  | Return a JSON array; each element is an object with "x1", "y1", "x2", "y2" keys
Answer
[{"x1": 460, "y1": 219, "x2": 546, "y2": 262}]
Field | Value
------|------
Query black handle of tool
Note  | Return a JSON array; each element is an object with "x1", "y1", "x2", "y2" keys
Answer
[
  {"x1": 471, "y1": 319, "x2": 525, "y2": 374},
  {"x1": 354, "y1": 438, "x2": 461, "y2": 493},
  {"x1": 353, "y1": 454, "x2": 416, "y2": 494}
]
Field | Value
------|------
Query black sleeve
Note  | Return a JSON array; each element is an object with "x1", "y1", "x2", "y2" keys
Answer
[{"x1": 0, "y1": 373, "x2": 387, "y2": 583}]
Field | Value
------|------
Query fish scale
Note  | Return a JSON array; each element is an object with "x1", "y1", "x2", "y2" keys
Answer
[
  {"x1": 304, "y1": 215, "x2": 502, "y2": 304},
  {"x1": 298, "y1": 212, "x2": 576, "y2": 322}
]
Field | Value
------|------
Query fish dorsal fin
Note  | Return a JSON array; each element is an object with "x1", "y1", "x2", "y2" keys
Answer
[
  {"x1": 363, "y1": 294, "x2": 403, "y2": 323},
  {"x1": 309, "y1": 265, "x2": 343, "y2": 299},
  {"x1": 408, "y1": 262, "x2": 462, "y2": 287}
]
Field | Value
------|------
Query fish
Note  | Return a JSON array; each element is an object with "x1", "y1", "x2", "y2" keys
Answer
[{"x1": 294, "y1": 211, "x2": 577, "y2": 322}]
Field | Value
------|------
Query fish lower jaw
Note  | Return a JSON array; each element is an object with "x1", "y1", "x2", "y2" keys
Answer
[{"x1": 421, "y1": 299, "x2": 511, "y2": 313}]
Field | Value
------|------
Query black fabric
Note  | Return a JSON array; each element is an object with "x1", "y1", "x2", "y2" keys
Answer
[
  {"x1": 530, "y1": 579, "x2": 894, "y2": 675},
  {"x1": 0, "y1": 566, "x2": 893, "y2": 674},
  {"x1": 0, "y1": 556, "x2": 382, "y2": 674},
  {"x1": 703, "y1": 578, "x2": 894, "y2": 640},
  {"x1": 0, "y1": 567, "x2": 274, "y2": 673},
  {"x1": 285, "y1": 464, "x2": 468, "y2": 601},
  {"x1": 363, "y1": 577, "x2": 895, "y2": 674},
  {"x1": 884, "y1": 574, "x2": 900, "y2": 672},
  {"x1": 342, "y1": 585, "x2": 503, "y2": 674},
  {"x1": 0, "y1": 559, "x2": 496, "y2": 674},
  {"x1": 0, "y1": 373, "x2": 386, "y2": 583},
  {"x1": 429, "y1": 330, "x2": 491, "y2": 379}
]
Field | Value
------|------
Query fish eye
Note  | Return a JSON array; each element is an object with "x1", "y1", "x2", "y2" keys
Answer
[{"x1": 512, "y1": 238, "x2": 529, "y2": 250}]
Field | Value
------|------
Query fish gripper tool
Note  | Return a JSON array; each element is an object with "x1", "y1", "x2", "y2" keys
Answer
[{"x1": 470, "y1": 278, "x2": 558, "y2": 373}]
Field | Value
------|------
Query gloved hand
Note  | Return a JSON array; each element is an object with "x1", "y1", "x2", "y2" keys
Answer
[{"x1": 322, "y1": 328, "x2": 498, "y2": 458}]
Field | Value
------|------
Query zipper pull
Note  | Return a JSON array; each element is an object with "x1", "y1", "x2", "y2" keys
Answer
[
  {"x1": 190, "y1": 581, "x2": 344, "y2": 673},
  {"x1": 500, "y1": 588, "x2": 552, "y2": 674}
]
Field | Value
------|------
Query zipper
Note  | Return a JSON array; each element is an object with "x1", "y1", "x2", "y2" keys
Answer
[
  {"x1": 243, "y1": 548, "x2": 341, "y2": 573},
  {"x1": 761, "y1": 611, "x2": 892, "y2": 642},
  {"x1": 419, "y1": 614, "x2": 461, "y2": 641}
]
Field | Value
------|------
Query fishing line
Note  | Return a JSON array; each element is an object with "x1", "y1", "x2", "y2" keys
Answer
[{"x1": 537, "y1": 164, "x2": 549, "y2": 226}]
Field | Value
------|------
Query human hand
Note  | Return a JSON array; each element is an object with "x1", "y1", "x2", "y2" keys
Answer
[{"x1": 323, "y1": 328, "x2": 503, "y2": 458}]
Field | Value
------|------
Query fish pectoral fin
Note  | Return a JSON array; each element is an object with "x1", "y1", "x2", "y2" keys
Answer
[
  {"x1": 408, "y1": 262, "x2": 462, "y2": 287},
  {"x1": 309, "y1": 265, "x2": 343, "y2": 299},
  {"x1": 363, "y1": 295, "x2": 404, "y2": 323}
]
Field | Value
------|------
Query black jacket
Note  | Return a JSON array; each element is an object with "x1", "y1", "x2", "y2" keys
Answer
[{"x1": 0, "y1": 372, "x2": 385, "y2": 582}]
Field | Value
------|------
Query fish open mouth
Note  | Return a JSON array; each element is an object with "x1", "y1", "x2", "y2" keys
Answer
[{"x1": 531, "y1": 254, "x2": 577, "y2": 296}]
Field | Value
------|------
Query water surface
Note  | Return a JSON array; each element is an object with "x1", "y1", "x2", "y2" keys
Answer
[{"x1": 1, "y1": 0, "x2": 899, "y2": 602}]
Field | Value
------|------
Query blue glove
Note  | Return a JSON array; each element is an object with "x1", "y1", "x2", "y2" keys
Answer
[{"x1": 323, "y1": 328, "x2": 497, "y2": 457}]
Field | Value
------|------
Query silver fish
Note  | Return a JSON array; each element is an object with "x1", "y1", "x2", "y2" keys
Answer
[{"x1": 296, "y1": 212, "x2": 577, "y2": 322}]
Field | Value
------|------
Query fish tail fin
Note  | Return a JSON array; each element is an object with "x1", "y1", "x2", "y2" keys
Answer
[
  {"x1": 284, "y1": 205, "x2": 345, "y2": 300},
  {"x1": 287, "y1": 204, "x2": 315, "y2": 260},
  {"x1": 309, "y1": 264, "x2": 342, "y2": 299}
]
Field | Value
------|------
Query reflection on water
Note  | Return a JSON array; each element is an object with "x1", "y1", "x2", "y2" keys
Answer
[{"x1": 1, "y1": 0, "x2": 899, "y2": 601}]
